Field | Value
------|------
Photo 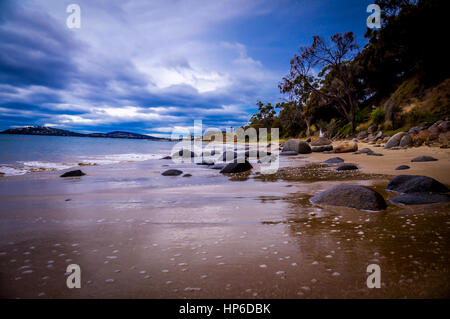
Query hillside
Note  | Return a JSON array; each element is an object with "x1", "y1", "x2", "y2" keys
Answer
[{"x1": 0, "y1": 126, "x2": 166, "y2": 140}]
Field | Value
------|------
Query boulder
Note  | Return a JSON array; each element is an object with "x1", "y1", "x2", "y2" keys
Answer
[
  {"x1": 306, "y1": 138, "x2": 312, "y2": 143},
  {"x1": 182, "y1": 174, "x2": 192, "y2": 177},
  {"x1": 386, "y1": 175, "x2": 448, "y2": 193},
  {"x1": 411, "y1": 156, "x2": 438, "y2": 162},
  {"x1": 311, "y1": 145, "x2": 333, "y2": 152},
  {"x1": 390, "y1": 193, "x2": 450, "y2": 205},
  {"x1": 395, "y1": 165, "x2": 410, "y2": 170},
  {"x1": 161, "y1": 169, "x2": 183, "y2": 176},
  {"x1": 220, "y1": 161, "x2": 253, "y2": 174},
  {"x1": 310, "y1": 185, "x2": 387, "y2": 211},
  {"x1": 357, "y1": 131, "x2": 368, "y2": 140},
  {"x1": 368, "y1": 125, "x2": 377, "y2": 134},
  {"x1": 333, "y1": 142, "x2": 358, "y2": 153},
  {"x1": 283, "y1": 139, "x2": 312, "y2": 154},
  {"x1": 279, "y1": 151, "x2": 298, "y2": 156},
  {"x1": 60, "y1": 170, "x2": 86, "y2": 177},
  {"x1": 311, "y1": 137, "x2": 331, "y2": 146},
  {"x1": 384, "y1": 132, "x2": 407, "y2": 149},
  {"x1": 160, "y1": 156, "x2": 172, "y2": 160},
  {"x1": 413, "y1": 130, "x2": 430, "y2": 146},
  {"x1": 399, "y1": 134, "x2": 412, "y2": 147},
  {"x1": 438, "y1": 120, "x2": 450, "y2": 132},
  {"x1": 336, "y1": 164, "x2": 358, "y2": 171},
  {"x1": 367, "y1": 152, "x2": 383, "y2": 156},
  {"x1": 323, "y1": 157, "x2": 344, "y2": 164}
]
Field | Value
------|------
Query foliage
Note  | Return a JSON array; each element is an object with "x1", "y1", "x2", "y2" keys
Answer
[{"x1": 371, "y1": 107, "x2": 386, "y2": 125}]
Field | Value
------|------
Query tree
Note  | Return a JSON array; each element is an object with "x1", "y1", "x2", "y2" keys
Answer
[{"x1": 279, "y1": 32, "x2": 361, "y2": 134}]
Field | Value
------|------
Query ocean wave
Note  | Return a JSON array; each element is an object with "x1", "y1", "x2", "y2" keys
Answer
[
  {"x1": 78, "y1": 153, "x2": 160, "y2": 165},
  {"x1": 0, "y1": 153, "x2": 162, "y2": 176},
  {"x1": 0, "y1": 165, "x2": 28, "y2": 176}
]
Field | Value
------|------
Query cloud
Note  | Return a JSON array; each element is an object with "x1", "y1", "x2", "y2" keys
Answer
[{"x1": 0, "y1": 0, "x2": 293, "y2": 134}]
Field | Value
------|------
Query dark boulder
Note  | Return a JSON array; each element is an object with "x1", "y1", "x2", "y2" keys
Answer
[
  {"x1": 336, "y1": 164, "x2": 358, "y2": 171},
  {"x1": 220, "y1": 161, "x2": 253, "y2": 174},
  {"x1": 323, "y1": 157, "x2": 344, "y2": 164},
  {"x1": 386, "y1": 175, "x2": 448, "y2": 193},
  {"x1": 411, "y1": 156, "x2": 438, "y2": 162},
  {"x1": 160, "y1": 156, "x2": 172, "y2": 160},
  {"x1": 395, "y1": 165, "x2": 410, "y2": 170},
  {"x1": 312, "y1": 145, "x2": 333, "y2": 152},
  {"x1": 182, "y1": 174, "x2": 192, "y2": 177},
  {"x1": 161, "y1": 169, "x2": 183, "y2": 176},
  {"x1": 310, "y1": 185, "x2": 387, "y2": 211},
  {"x1": 283, "y1": 139, "x2": 311, "y2": 154},
  {"x1": 367, "y1": 152, "x2": 383, "y2": 156},
  {"x1": 390, "y1": 193, "x2": 450, "y2": 205},
  {"x1": 60, "y1": 170, "x2": 86, "y2": 177}
]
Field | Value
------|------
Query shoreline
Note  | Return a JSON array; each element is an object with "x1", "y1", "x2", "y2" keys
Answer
[{"x1": 0, "y1": 141, "x2": 449, "y2": 298}]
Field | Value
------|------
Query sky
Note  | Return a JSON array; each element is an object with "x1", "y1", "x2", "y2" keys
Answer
[{"x1": 0, "y1": 0, "x2": 374, "y2": 137}]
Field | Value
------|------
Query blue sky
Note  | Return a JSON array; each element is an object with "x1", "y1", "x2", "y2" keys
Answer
[{"x1": 0, "y1": 0, "x2": 374, "y2": 137}]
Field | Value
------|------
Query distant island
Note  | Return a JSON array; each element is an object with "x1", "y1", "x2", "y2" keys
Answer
[{"x1": 0, "y1": 126, "x2": 168, "y2": 140}]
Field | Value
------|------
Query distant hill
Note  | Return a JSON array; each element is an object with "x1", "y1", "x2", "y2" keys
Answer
[{"x1": 0, "y1": 126, "x2": 166, "y2": 140}]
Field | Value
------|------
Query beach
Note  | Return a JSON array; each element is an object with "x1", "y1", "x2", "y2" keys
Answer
[{"x1": 0, "y1": 141, "x2": 449, "y2": 299}]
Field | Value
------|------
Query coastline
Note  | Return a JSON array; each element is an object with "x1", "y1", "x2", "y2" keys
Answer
[{"x1": 0, "y1": 142, "x2": 449, "y2": 298}]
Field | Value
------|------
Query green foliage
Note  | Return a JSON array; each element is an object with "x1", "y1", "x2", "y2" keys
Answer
[{"x1": 371, "y1": 107, "x2": 386, "y2": 125}]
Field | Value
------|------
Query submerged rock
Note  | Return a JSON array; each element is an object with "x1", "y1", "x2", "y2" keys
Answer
[
  {"x1": 283, "y1": 139, "x2": 311, "y2": 154},
  {"x1": 323, "y1": 157, "x2": 344, "y2": 164},
  {"x1": 411, "y1": 156, "x2": 438, "y2": 162},
  {"x1": 161, "y1": 169, "x2": 183, "y2": 176},
  {"x1": 395, "y1": 165, "x2": 410, "y2": 170},
  {"x1": 220, "y1": 161, "x2": 253, "y2": 174},
  {"x1": 390, "y1": 193, "x2": 450, "y2": 205},
  {"x1": 336, "y1": 164, "x2": 358, "y2": 171},
  {"x1": 386, "y1": 175, "x2": 448, "y2": 193},
  {"x1": 310, "y1": 185, "x2": 387, "y2": 211},
  {"x1": 182, "y1": 174, "x2": 192, "y2": 178},
  {"x1": 60, "y1": 170, "x2": 86, "y2": 177}
]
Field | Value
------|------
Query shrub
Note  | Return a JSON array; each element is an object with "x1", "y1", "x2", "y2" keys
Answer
[{"x1": 371, "y1": 107, "x2": 386, "y2": 125}]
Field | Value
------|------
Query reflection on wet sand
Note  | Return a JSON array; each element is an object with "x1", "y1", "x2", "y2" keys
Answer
[{"x1": 0, "y1": 149, "x2": 449, "y2": 298}]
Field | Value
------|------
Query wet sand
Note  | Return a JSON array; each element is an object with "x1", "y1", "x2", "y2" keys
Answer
[{"x1": 0, "y1": 145, "x2": 449, "y2": 298}]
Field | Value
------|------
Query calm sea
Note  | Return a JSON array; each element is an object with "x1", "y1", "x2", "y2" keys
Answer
[{"x1": 0, "y1": 134, "x2": 177, "y2": 176}]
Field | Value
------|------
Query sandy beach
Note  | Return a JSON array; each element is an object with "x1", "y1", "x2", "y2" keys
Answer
[{"x1": 0, "y1": 143, "x2": 449, "y2": 299}]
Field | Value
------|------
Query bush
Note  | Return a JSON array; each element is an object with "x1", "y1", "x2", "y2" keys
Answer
[{"x1": 371, "y1": 107, "x2": 386, "y2": 125}]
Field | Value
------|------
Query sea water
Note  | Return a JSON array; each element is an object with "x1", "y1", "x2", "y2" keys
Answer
[{"x1": 0, "y1": 134, "x2": 177, "y2": 176}]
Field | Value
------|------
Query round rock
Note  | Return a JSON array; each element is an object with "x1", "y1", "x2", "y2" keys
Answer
[{"x1": 310, "y1": 185, "x2": 387, "y2": 211}]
